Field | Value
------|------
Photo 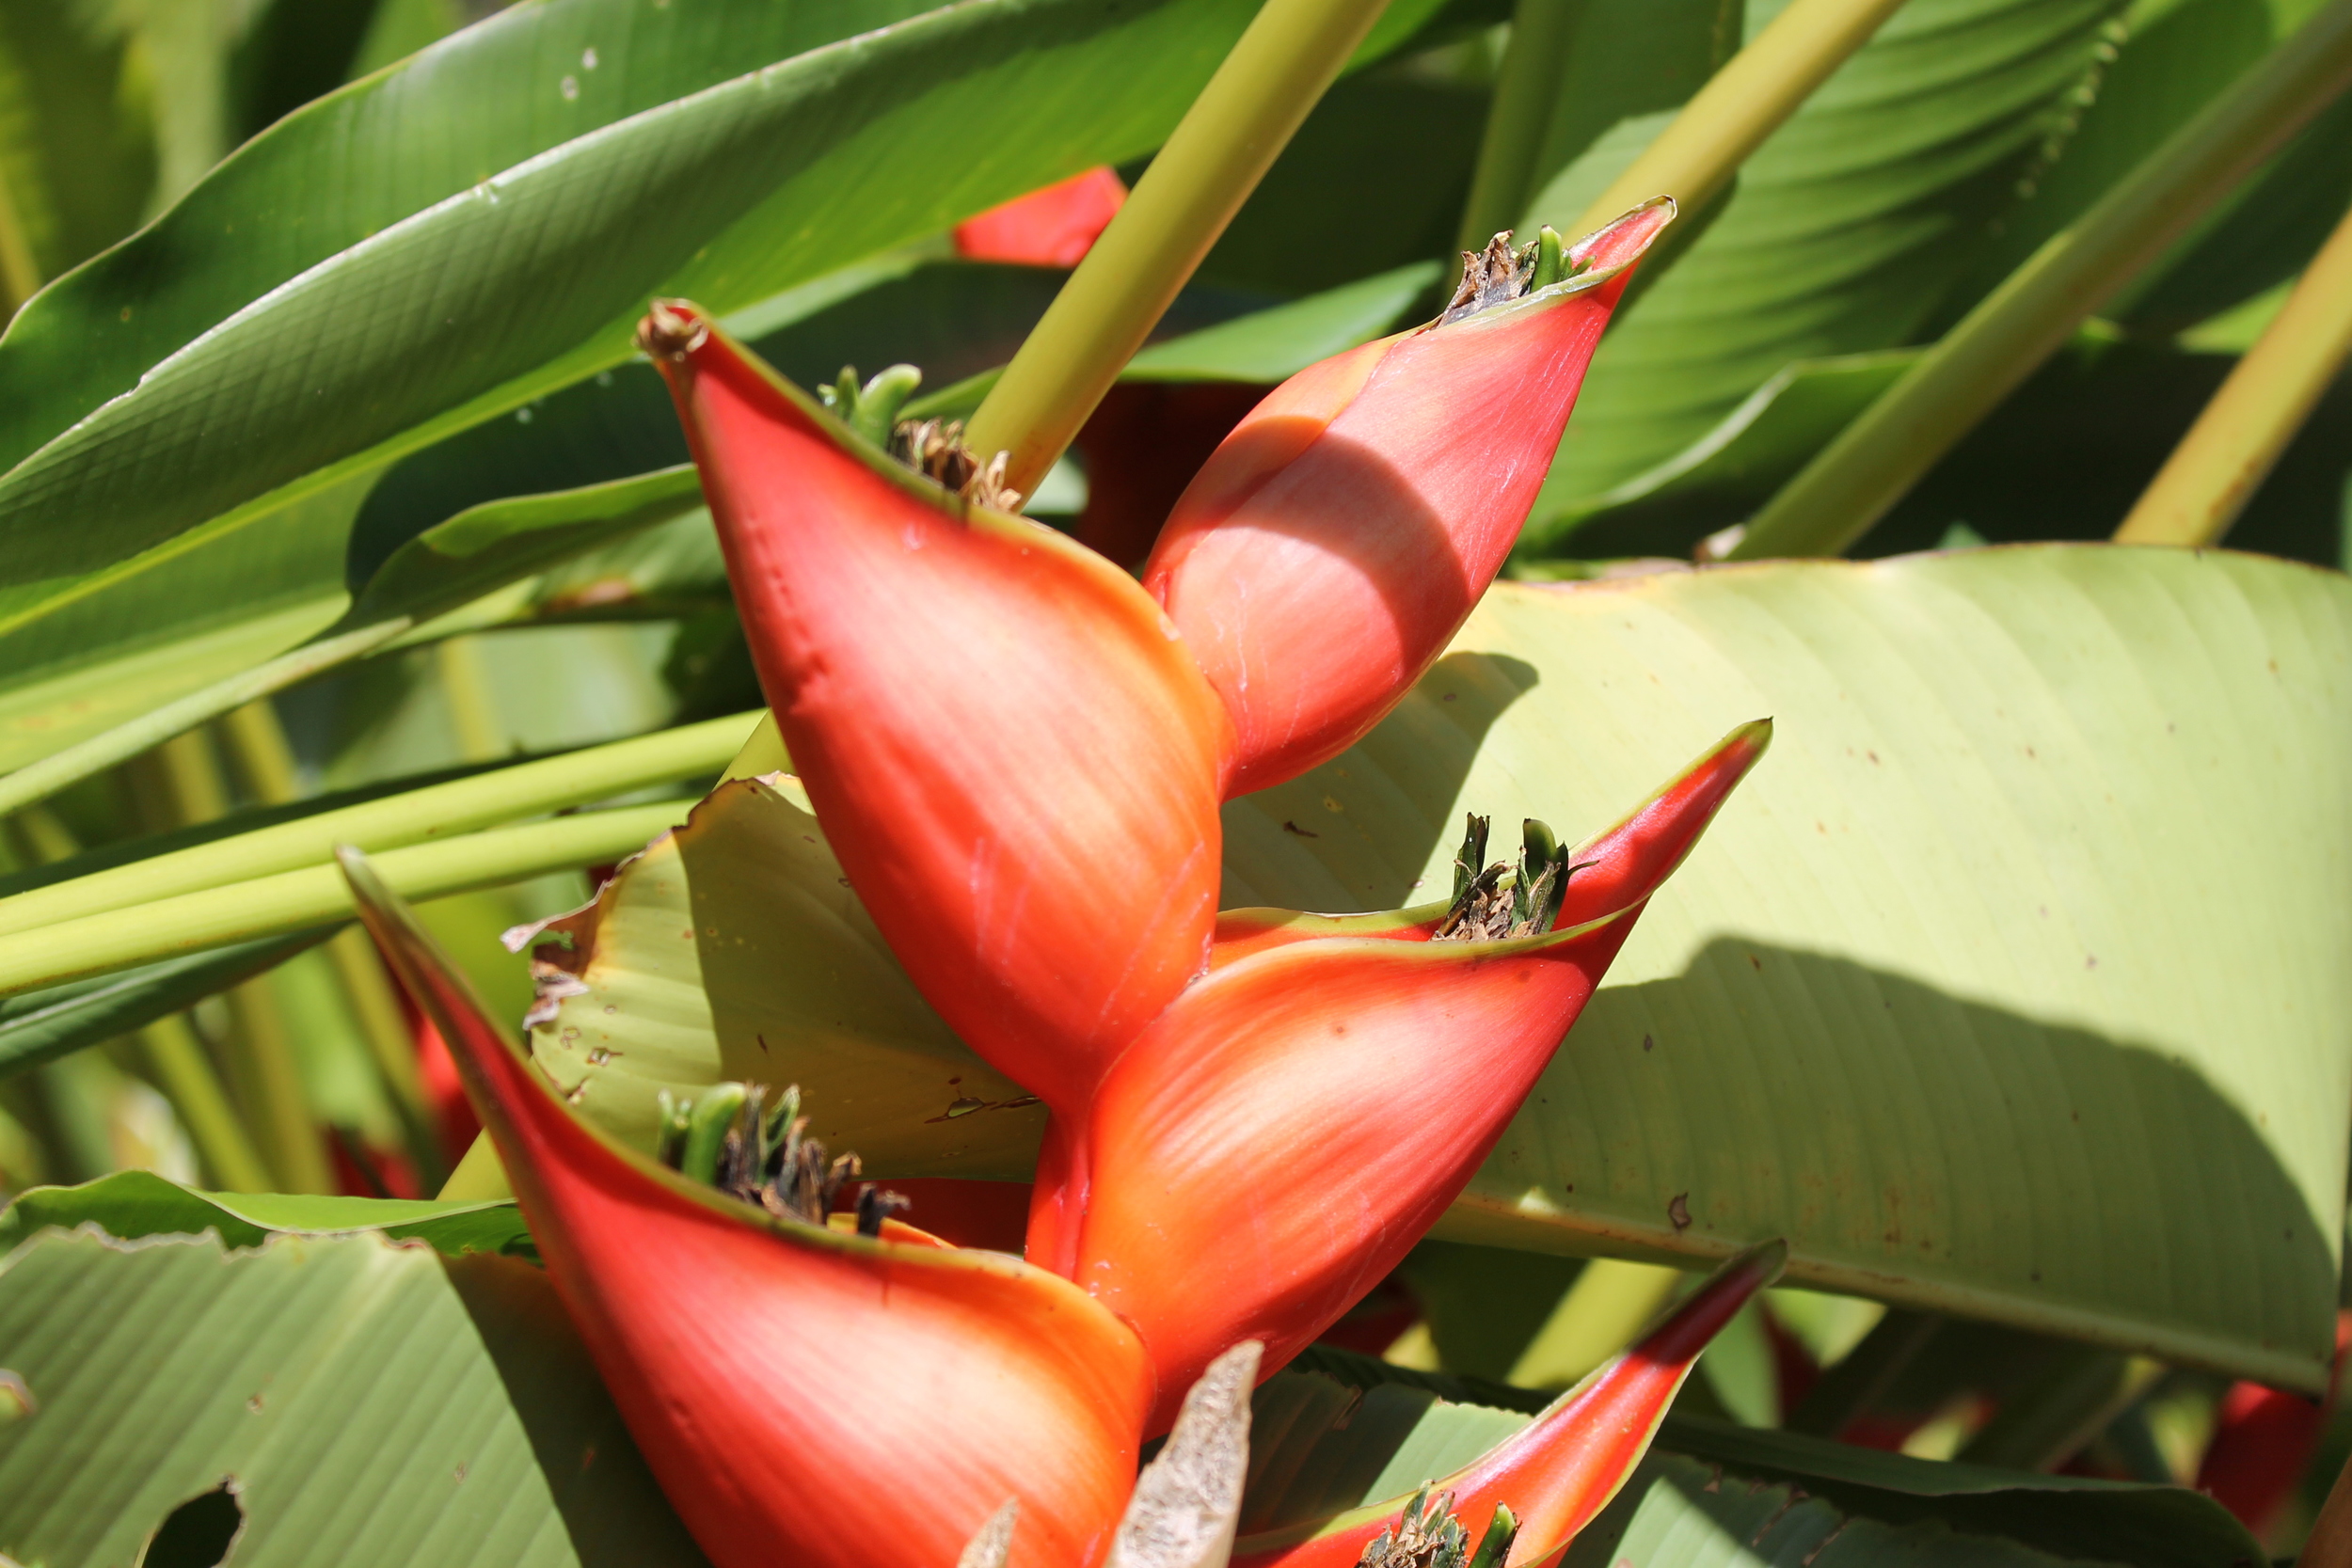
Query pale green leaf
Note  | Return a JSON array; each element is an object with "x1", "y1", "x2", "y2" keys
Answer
[{"x1": 0, "y1": 1226, "x2": 702, "y2": 1566}]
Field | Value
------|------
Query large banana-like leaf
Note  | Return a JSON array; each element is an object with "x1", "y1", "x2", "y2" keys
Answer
[
  {"x1": 1529, "y1": 0, "x2": 2126, "y2": 515},
  {"x1": 520, "y1": 546, "x2": 2350, "y2": 1388},
  {"x1": 0, "y1": 1223, "x2": 702, "y2": 1568}
]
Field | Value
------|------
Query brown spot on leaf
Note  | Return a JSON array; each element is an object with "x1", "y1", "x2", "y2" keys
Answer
[{"x1": 1668, "y1": 1193, "x2": 1692, "y2": 1230}]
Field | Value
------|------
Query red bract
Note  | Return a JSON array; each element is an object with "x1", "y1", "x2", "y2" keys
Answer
[
  {"x1": 1142, "y1": 199, "x2": 1677, "y2": 796},
  {"x1": 643, "y1": 303, "x2": 1232, "y2": 1118},
  {"x1": 337, "y1": 849, "x2": 1152, "y2": 1568},
  {"x1": 1232, "y1": 1243, "x2": 1787, "y2": 1568},
  {"x1": 954, "y1": 166, "x2": 1130, "y2": 267},
  {"x1": 1040, "y1": 722, "x2": 1770, "y2": 1427}
]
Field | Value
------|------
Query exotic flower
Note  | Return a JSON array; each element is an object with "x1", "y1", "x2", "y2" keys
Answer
[
  {"x1": 1231, "y1": 1242, "x2": 1788, "y2": 1568},
  {"x1": 1036, "y1": 721, "x2": 1770, "y2": 1427},
  {"x1": 640, "y1": 302, "x2": 1233, "y2": 1118},
  {"x1": 1142, "y1": 199, "x2": 1677, "y2": 796},
  {"x1": 336, "y1": 848, "x2": 1153, "y2": 1568}
]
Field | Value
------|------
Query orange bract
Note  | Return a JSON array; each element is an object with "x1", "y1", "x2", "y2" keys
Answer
[
  {"x1": 648, "y1": 306, "x2": 1233, "y2": 1118},
  {"x1": 340, "y1": 851, "x2": 1153, "y2": 1568},
  {"x1": 1144, "y1": 201, "x2": 1677, "y2": 797}
]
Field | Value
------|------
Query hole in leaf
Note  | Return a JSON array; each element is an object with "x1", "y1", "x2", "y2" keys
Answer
[{"x1": 138, "y1": 1480, "x2": 246, "y2": 1568}]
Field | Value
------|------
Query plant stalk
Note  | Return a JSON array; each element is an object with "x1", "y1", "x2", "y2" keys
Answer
[
  {"x1": 2113, "y1": 196, "x2": 2352, "y2": 546},
  {"x1": 1455, "y1": 0, "x2": 1593, "y2": 255},
  {"x1": 963, "y1": 0, "x2": 1395, "y2": 498},
  {"x1": 0, "y1": 619, "x2": 407, "y2": 820},
  {"x1": 1731, "y1": 0, "x2": 2352, "y2": 560},
  {"x1": 0, "y1": 711, "x2": 758, "y2": 940},
  {"x1": 221, "y1": 698, "x2": 446, "y2": 1188},
  {"x1": 1566, "y1": 0, "x2": 1905, "y2": 238},
  {"x1": 136, "y1": 1013, "x2": 274, "y2": 1194},
  {"x1": 0, "y1": 800, "x2": 687, "y2": 999}
]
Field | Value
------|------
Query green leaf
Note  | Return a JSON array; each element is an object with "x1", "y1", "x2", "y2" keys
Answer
[
  {"x1": 519, "y1": 773, "x2": 1042, "y2": 1176},
  {"x1": 1121, "y1": 263, "x2": 1443, "y2": 382},
  {"x1": 1938, "y1": 0, "x2": 2343, "y2": 334},
  {"x1": 1531, "y1": 0, "x2": 2127, "y2": 510},
  {"x1": 0, "y1": 929, "x2": 334, "y2": 1081},
  {"x1": 1243, "y1": 1357, "x2": 2267, "y2": 1568},
  {"x1": 0, "y1": 1, "x2": 152, "y2": 298},
  {"x1": 1229, "y1": 546, "x2": 2350, "y2": 1389},
  {"x1": 0, "y1": 1226, "x2": 703, "y2": 1566},
  {"x1": 0, "y1": 1168, "x2": 532, "y2": 1258}
]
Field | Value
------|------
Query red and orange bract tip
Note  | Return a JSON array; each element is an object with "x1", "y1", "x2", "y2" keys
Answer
[
  {"x1": 1232, "y1": 1243, "x2": 1788, "y2": 1568},
  {"x1": 337, "y1": 847, "x2": 1152, "y2": 1568},
  {"x1": 644, "y1": 304, "x2": 1232, "y2": 1119},
  {"x1": 1039, "y1": 721, "x2": 1769, "y2": 1429},
  {"x1": 1144, "y1": 200, "x2": 1677, "y2": 798}
]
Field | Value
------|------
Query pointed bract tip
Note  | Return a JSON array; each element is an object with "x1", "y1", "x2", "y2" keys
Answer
[
  {"x1": 1109, "y1": 1341, "x2": 1261, "y2": 1568},
  {"x1": 637, "y1": 297, "x2": 709, "y2": 362},
  {"x1": 958, "y1": 1500, "x2": 1020, "y2": 1568}
]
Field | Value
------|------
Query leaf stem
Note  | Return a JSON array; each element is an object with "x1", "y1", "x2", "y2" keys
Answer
[
  {"x1": 1565, "y1": 0, "x2": 1904, "y2": 238},
  {"x1": 0, "y1": 800, "x2": 689, "y2": 999},
  {"x1": 963, "y1": 0, "x2": 1396, "y2": 498},
  {"x1": 0, "y1": 711, "x2": 758, "y2": 940},
  {"x1": 1730, "y1": 0, "x2": 2352, "y2": 560},
  {"x1": 2113, "y1": 196, "x2": 2352, "y2": 546},
  {"x1": 136, "y1": 1013, "x2": 275, "y2": 1194},
  {"x1": 1455, "y1": 0, "x2": 1594, "y2": 255},
  {"x1": 220, "y1": 698, "x2": 446, "y2": 1188}
]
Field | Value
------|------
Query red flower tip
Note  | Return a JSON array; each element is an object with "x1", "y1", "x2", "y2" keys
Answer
[
  {"x1": 1141, "y1": 199, "x2": 1677, "y2": 797},
  {"x1": 336, "y1": 847, "x2": 1153, "y2": 1568},
  {"x1": 1037, "y1": 722, "x2": 1766, "y2": 1430},
  {"x1": 955, "y1": 167, "x2": 1130, "y2": 267},
  {"x1": 1232, "y1": 1242, "x2": 1788, "y2": 1568},
  {"x1": 642, "y1": 301, "x2": 1233, "y2": 1117}
]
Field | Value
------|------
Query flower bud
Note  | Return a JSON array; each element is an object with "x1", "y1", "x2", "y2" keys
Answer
[{"x1": 1142, "y1": 200, "x2": 1676, "y2": 796}]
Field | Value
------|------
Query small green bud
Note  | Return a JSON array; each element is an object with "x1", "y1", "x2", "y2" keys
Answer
[
  {"x1": 653, "y1": 1088, "x2": 691, "y2": 1169},
  {"x1": 680, "y1": 1081, "x2": 749, "y2": 1185},
  {"x1": 1531, "y1": 226, "x2": 1567, "y2": 290},
  {"x1": 852, "y1": 364, "x2": 924, "y2": 450},
  {"x1": 1465, "y1": 1505, "x2": 1518, "y2": 1568},
  {"x1": 1451, "y1": 814, "x2": 1491, "y2": 906}
]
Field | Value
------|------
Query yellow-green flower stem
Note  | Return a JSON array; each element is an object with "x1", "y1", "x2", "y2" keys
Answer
[
  {"x1": 1731, "y1": 0, "x2": 2352, "y2": 561},
  {"x1": 1566, "y1": 0, "x2": 1905, "y2": 238},
  {"x1": 0, "y1": 800, "x2": 688, "y2": 1000},
  {"x1": 136, "y1": 1013, "x2": 275, "y2": 1194},
  {"x1": 0, "y1": 710, "x2": 758, "y2": 941},
  {"x1": 2113, "y1": 196, "x2": 2352, "y2": 546},
  {"x1": 8, "y1": 800, "x2": 274, "y2": 1195},
  {"x1": 963, "y1": 0, "x2": 1396, "y2": 499},
  {"x1": 220, "y1": 698, "x2": 446, "y2": 1189},
  {"x1": 155, "y1": 722, "x2": 334, "y2": 1194},
  {"x1": 1455, "y1": 0, "x2": 1594, "y2": 256}
]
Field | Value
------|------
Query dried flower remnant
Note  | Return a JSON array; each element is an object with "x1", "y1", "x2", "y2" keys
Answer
[{"x1": 1432, "y1": 815, "x2": 1581, "y2": 942}]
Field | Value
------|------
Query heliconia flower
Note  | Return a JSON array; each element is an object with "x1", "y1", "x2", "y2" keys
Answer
[
  {"x1": 1141, "y1": 198, "x2": 1677, "y2": 797},
  {"x1": 1230, "y1": 1242, "x2": 1788, "y2": 1568},
  {"x1": 955, "y1": 166, "x2": 1131, "y2": 267},
  {"x1": 1034, "y1": 721, "x2": 1769, "y2": 1429},
  {"x1": 334, "y1": 847, "x2": 1154, "y2": 1568},
  {"x1": 639, "y1": 302, "x2": 1233, "y2": 1119}
]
